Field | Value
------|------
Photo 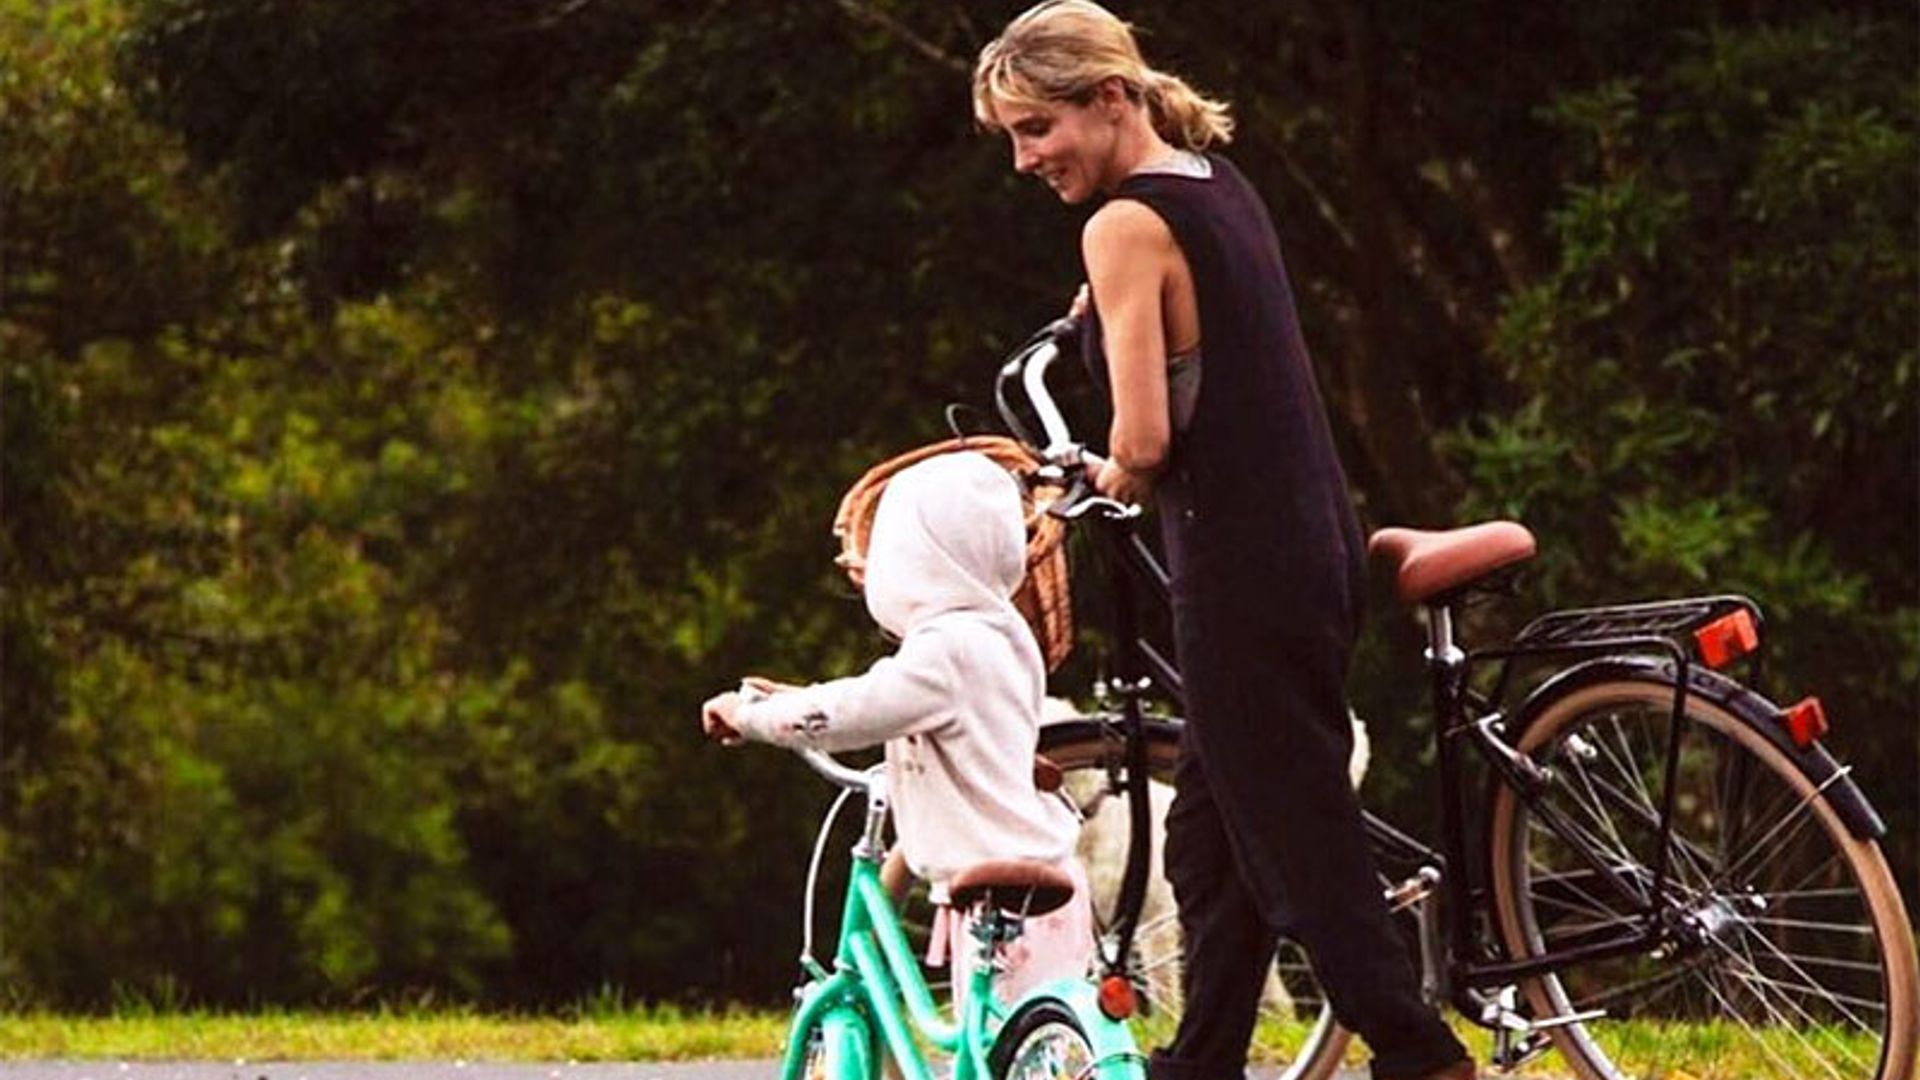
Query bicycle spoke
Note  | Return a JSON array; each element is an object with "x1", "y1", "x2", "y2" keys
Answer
[
  {"x1": 1579, "y1": 765, "x2": 1723, "y2": 886},
  {"x1": 1743, "y1": 915, "x2": 1880, "y2": 937},
  {"x1": 1578, "y1": 714, "x2": 1724, "y2": 890},
  {"x1": 1135, "y1": 950, "x2": 1180, "y2": 977},
  {"x1": 1758, "y1": 884, "x2": 1859, "y2": 903},
  {"x1": 1496, "y1": 682, "x2": 1908, "y2": 1080},
  {"x1": 1706, "y1": 936, "x2": 1869, "y2": 1077},
  {"x1": 1718, "y1": 779, "x2": 1834, "y2": 889},
  {"x1": 1702, "y1": 965, "x2": 1850, "y2": 1080},
  {"x1": 1128, "y1": 911, "x2": 1179, "y2": 936},
  {"x1": 1733, "y1": 967, "x2": 1890, "y2": 1020},
  {"x1": 1522, "y1": 878, "x2": 1644, "y2": 949},
  {"x1": 1718, "y1": 744, "x2": 1761, "y2": 861},
  {"x1": 1527, "y1": 830, "x2": 1643, "y2": 928},
  {"x1": 1566, "y1": 753, "x2": 1632, "y2": 855},
  {"x1": 1565, "y1": 955, "x2": 1700, "y2": 1015},
  {"x1": 1768, "y1": 850, "x2": 1849, "y2": 908},
  {"x1": 1721, "y1": 927, "x2": 1877, "y2": 1049},
  {"x1": 1525, "y1": 881, "x2": 1635, "y2": 926},
  {"x1": 1532, "y1": 810, "x2": 1626, "y2": 874},
  {"x1": 1755, "y1": 951, "x2": 1890, "y2": 977},
  {"x1": 1724, "y1": 938, "x2": 1884, "y2": 1023},
  {"x1": 1512, "y1": 787, "x2": 1666, "y2": 910},
  {"x1": 1599, "y1": 715, "x2": 1660, "y2": 821}
]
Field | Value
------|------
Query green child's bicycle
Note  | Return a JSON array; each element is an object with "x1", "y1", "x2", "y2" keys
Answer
[{"x1": 777, "y1": 745, "x2": 1145, "y2": 1080}]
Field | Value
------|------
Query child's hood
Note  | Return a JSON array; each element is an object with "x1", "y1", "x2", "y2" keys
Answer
[{"x1": 863, "y1": 452, "x2": 1027, "y2": 638}]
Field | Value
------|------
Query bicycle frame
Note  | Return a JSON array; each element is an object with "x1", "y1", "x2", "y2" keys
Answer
[
  {"x1": 783, "y1": 849, "x2": 990, "y2": 1080},
  {"x1": 781, "y1": 751, "x2": 1140, "y2": 1080},
  {"x1": 991, "y1": 318, "x2": 1913, "y2": 1079},
  {"x1": 1420, "y1": 603, "x2": 1684, "y2": 1007},
  {"x1": 991, "y1": 322, "x2": 1762, "y2": 1027}
]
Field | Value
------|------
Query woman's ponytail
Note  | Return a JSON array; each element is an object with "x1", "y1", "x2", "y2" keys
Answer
[{"x1": 1143, "y1": 69, "x2": 1235, "y2": 151}]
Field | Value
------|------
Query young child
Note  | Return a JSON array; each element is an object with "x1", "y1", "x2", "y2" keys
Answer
[{"x1": 700, "y1": 451, "x2": 1091, "y2": 1002}]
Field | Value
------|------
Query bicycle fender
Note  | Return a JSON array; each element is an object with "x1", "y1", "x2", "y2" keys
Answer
[
  {"x1": 1512, "y1": 656, "x2": 1887, "y2": 841},
  {"x1": 1000, "y1": 978, "x2": 1146, "y2": 1080}
]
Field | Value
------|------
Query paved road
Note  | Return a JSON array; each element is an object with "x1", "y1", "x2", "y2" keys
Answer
[{"x1": 0, "y1": 1063, "x2": 1367, "y2": 1080}]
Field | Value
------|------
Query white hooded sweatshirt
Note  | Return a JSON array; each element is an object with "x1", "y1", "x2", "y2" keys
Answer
[{"x1": 732, "y1": 452, "x2": 1078, "y2": 890}]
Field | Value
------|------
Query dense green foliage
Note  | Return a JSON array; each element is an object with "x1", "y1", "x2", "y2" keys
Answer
[{"x1": 3, "y1": 0, "x2": 1912, "y2": 1007}]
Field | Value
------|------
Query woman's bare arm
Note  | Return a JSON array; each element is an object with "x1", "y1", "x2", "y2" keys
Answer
[
  {"x1": 1083, "y1": 199, "x2": 1176, "y2": 478},
  {"x1": 1084, "y1": 197, "x2": 1203, "y2": 505}
]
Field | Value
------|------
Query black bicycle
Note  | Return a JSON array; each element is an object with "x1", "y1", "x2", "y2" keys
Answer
[{"x1": 987, "y1": 319, "x2": 1918, "y2": 1080}]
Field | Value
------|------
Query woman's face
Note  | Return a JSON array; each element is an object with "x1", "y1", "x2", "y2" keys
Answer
[{"x1": 993, "y1": 94, "x2": 1121, "y2": 205}]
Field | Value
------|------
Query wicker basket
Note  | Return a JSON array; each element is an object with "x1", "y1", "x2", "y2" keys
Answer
[{"x1": 832, "y1": 436, "x2": 1074, "y2": 672}]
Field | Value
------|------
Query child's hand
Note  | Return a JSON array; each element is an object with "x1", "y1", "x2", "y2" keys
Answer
[{"x1": 701, "y1": 691, "x2": 745, "y2": 745}]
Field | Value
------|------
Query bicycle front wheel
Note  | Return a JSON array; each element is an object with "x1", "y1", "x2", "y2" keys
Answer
[
  {"x1": 1038, "y1": 718, "x2": 1352, "y2": 1080},
  {"x1": 791, "y1": 1007, "x2": 877, "y2": 1080},
  {"x1": 1487, "y1": 670, "x2": 1918, "y2": 1080}
]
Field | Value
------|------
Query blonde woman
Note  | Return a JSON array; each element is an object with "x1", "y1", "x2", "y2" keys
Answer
[{"x1": 974, "y1": 5, "x2": 1474, "y2": 1080}]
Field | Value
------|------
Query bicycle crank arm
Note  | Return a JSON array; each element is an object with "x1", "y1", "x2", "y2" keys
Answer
[{"x1": 1524, "y1": 1007, "x2": 1609, "y2": 1031}]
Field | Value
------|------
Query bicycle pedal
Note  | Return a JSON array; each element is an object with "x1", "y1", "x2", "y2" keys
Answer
[{"x1": 1385, "y1": 865, "x2": 1441, "y2": 912}]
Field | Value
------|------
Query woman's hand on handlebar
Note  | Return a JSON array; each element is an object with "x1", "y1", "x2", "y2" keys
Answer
[
  {"x1": 1051, "y1": 291, "x2": 1151, "y2": 505},
  {"x1": 1089, "y1": 451, "x2": 1156, "y2": 506}
]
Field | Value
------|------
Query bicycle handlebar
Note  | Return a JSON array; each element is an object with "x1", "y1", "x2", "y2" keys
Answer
[
  {"x1": 994, "y1": 317, "x2": 1143, "y2": 523},
  {"x1": 798, "y1": 746, "x2": 883, "y2": 796},
  {"x1": 994, "y1": 316, "x2": 1079, "y2": 460}
]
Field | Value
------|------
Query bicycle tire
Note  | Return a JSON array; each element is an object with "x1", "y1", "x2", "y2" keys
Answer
[
  {"x1": 1037, "y1": 718, "x2": 1352, "y2": 1080},
  {"x1": 1487, "y1": 668, "x2": 1919, "y2": 1080},
  {"x1": 987, "y1": 999, "x2": 1099, "y2": 1080},
  {"x1": 791, "y1": 1005, "x2": 877, "y2": 1080}
]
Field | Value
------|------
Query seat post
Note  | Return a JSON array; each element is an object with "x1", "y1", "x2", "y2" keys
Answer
[
  {"x1": 969, "y1": 904, "x2": 1025, "y2": 951},
  {"x1": 1424, "y1": 603, "x2": 1465, "y2": 668},
  {"x1": 1424, "y1": 601, "x2": 1472, "y2": 735},
  {"x1": 1426, "y1": 599, "x2": 1476, "y2": 976}
]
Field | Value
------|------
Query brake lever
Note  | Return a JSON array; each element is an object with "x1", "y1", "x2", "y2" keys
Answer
[
  {"x1": 1063, "y1": 496, "x2": 1143, "y2": 522},
  {"x1": 1043, "y1": 470, "x2": 1143, "y2": 522}
]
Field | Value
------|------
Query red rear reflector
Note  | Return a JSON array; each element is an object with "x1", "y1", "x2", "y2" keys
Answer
[
  {"x1": 1694, "y1": 610, "x2": 1760, "y2": 668},
  {"x1": 1097, "y1": 974, "x2": 1137, "y2": 1020},
  {"x1": 1783, "y1": 697, "x2": 1828, "y2": 748}
]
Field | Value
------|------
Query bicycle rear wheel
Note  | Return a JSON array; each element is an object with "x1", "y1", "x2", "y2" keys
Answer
[
  {"x1": 1038, "y1": 718, "x2": 1350, "y2": 1080},
  {"x1": 1487, "y1": 670, "x2": 1918, "y2": 1080},
  {"x1": 988, "y1": 1000, "x2": 1098, "y2": 1080}
]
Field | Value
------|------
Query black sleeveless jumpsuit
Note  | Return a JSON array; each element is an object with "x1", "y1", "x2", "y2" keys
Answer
[{"x1": 1082, "y1": 155, "x2": 1466, "y2": 1080}]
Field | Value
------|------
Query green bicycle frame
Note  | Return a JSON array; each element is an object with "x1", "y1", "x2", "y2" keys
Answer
[{"x1": 778, "y1": 756, "x2": 1140, "y2": 1080}]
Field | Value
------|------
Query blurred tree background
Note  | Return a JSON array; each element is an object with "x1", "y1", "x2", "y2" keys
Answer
[{"x1": 2, "y1": 0, "x2": 1912, "y2": 1007}]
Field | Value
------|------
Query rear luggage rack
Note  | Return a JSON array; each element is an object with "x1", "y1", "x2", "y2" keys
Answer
[
  {"x1": 1472, "y1": 594, "x2": 1767, "y2": 714},
  {"x1": 1511, "y1": 595, "x2": 1763, "y2": 654}
]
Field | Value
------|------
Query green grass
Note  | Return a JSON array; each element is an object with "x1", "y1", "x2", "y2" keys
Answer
[
  {"x1": 0, "y1": 1005, "x2": 788, "y2": 1062},
  {"x1": 1145, "y1": 1010, "x2": 1882, "y2": 1079},
  {"x1": 0, "y1": 1007, "x2": 1882, "y2": 1079}
]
